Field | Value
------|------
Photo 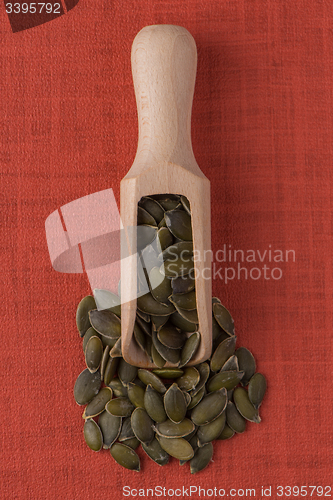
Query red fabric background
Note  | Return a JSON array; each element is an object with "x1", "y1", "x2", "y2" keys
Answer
[{"x1": 1, "y1": 1, "x2": 333, "y2": 499}]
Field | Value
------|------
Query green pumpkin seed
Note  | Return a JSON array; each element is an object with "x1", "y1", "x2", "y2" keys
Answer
[
  {"x1": 212, "y1": 316, "x2": 223, "y2": 341},
  {"x1": 144, "y1": 384, "x2": 167, "y2": 423},
  {"x1": 151, "y1": 342, "x2": 166, "y2": 368},
  {"x1": 217, "y1": 423, "x2": 235, "y2": 440},
  {"x1": 88, "y1": 309, "x2": 121, "y2": 339},
  {"x1": 136, "y1": 309, "x2": 151, "y2": 323},
  {"x1": 248, "y1": 373, "x2": 267, "y2": 409},
  {"x1": 85, "y1": 335, "x2": 103, "y2": 373},
  {"x1": 190, "y1": 442, "x2": 213, "y2": 474},
  {"x1": 188, "y1": 386, "x2": 206, "y2": 410},
  {"x1": 106, "y1": 397, "x2": 134, "y2": 417},
  {"x1": 164, "y1": 383, "x2": 187, "y2": 423},
  {"x1": 152, "y1": 368, "x2": 184, "y2": 379},
  {"x1": 183, "y1": 390, "x2": 192, "y2": 407},
  {"x1": 100, "y1": 345, "x2": 111, "y2": 380},
  {"x1": 233, "y1": 387, "x2": 261, "y2": 423},
  {"x1": 110, "y1": 337, "x2": 122, "y2": 358},
  {"x1": 207, "y1": 370, "x2": 244, "y2": 392},
  {"x1": 131, "y1": 407, "x2": 154, "y2": 445},
  {"x1": 170, "y1": 311, "x2": 197, "y2": 333},
  {"x1": 104, "y1": 357, "x2": 119, "y2": 387},
  {"x1": 137, "y1": 369, "x2": 166, "y2": 394},
  {"x1": 122, "y1": 437, "x2": 140, "y2": 450},
  {"x1": 235, "y1": 347, "x2": 256, "y2": 386},
  {"x1": 171, "y1": 275, "x2": 195, "y2": 295},
  {"x1": 158, "y1": 217, "x2": 167, "y2": 228},
  {"x1": 161, "y1": 258, "x2": 194, "y2": 278},
  {"x1": 133, "y1": 322, "x2": 146, "y2": 352},
  {"x1": 164, "y1": 210, "x2": 192, "y2": 241},
  {"x1": 118, "y1": 416, "x2": 134, "y2": 442},
  {"x1": 180, "y1": 195, "x2": 191, "y2": 215},
  {"x1": 179, "y1": 332, "x2": 201, "y2": 367},
  {"x1": 154, "y1": 418, "x2": 195, "y2": 438},
  {"x1": 109, "y1": 378, "x2": 127, "y2": 397},
  {"x1": 169, "y1": 290, "x2": 197, "y2": 311},
  {"x1": 137, "y1": 292, "x2": 175, "y2": 316},
  {"x1": 98, "y1": 410, "x2": 122, "y2": 448},
  {"x1": 226, "y1": 401, "x2": 246, "y2": 433},
  {"x1": 213, "y1": 302, "x2": 235, "y2": 336},
  {"x1": 139, "y1": 197, "x2": 165, "y2": 224},
  {"x1": 191, "y1": 388, "x2": 227, "y2": 426},
  {"x1": 82, "y1": 327, "x2": 100, "y2": 353},
  {"x1": 151, "y1": 314, "x2": 169, "y2": 331},
  {"x1": 137, "y1": 225, "x2": 157, "y2": 251},
  {"x1": 161, "y1": 241, "x2": 193, "y2": 261},
  {"x1": 176, "y1": 367, "x2": 200, "y2": 391},
  {"x1": 137, "y1": 206, "x2": 157, "y2": 226},
  {"x1": 142, "y1": 438, "x2": 169, "y2": 466},
  {"x1": 212, "y1": 297, "x2": 221, "y2": 305},
  {"x1": 145, "y1": 335, "x2": 153, "y2": 361},
  {"x1": 157, "y1": 323, "x2": 186, "y2": 350},
  {"x1": 174, "y1": 306, "x2": 198, "y2": 324},
  {"x1": 210, "y1": 336, "x2": 237, "y2": 372},
  {"x1": 118, "y1": 358, "x2": 138, "y2": 386},
  {"x1": 83, "y1": 387, "x2": 112, "y2": 419},
  {"x1": 149, "y1": 267, "x2": 173, "y2": 304},
  {"x1": 83, "y1": 419, "x2": 103, "y2": 452},
  {"x1": 197, "y1": 412, "x2": 226, "y2": 446},
  {"x1": 127, "y1": 382, "x2": 145, "y2": 408},
  {"x1": 74, "y1": 368, "x2": 101, "y2": 406},
  {"x1": 93, "y1": 289, "x2": 121, "y2": 316},
  {"x1": 180, "y1": 435, "x2": 199, "y2": 465},
  {"x1": 152, "y1": 194, "x2": 180, "y2": 211},
  {"x1": 152, "y1": 330, "x2": 181, "y2": 365},
  {"x1": 157, "y1": 436, "x2": 194, "y2": 461},
  {"x1": 110, "y1": 443, "x2": 140, "y2": 471},
  {"x1": 220, "y1": 354, "x2": 239, "y2": 372},
  {"x1": 190, "y1": 362, "x2": 210, "y2": 396},
  {"x1": 156, "y1": 227, "x2": 173, "y2": 252},
  {"x1": 76, "y1": 295, "x2": 96, "y2": 337}
]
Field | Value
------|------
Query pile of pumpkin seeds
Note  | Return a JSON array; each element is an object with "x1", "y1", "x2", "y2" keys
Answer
[
  {"x1": 133, "y1": 194, "x2": 199, "y2": 366},
  {"x1": 75, "y1": 293, "x2": 267, "y2": 474}
]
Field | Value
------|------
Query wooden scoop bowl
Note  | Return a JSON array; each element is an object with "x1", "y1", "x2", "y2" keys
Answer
[{"x1": 120, "y1": 24, "x2": 212, "y2": 368}]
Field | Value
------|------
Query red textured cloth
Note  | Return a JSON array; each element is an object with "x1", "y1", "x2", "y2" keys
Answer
[{"x1": 1, "y1": 1, "x2": 333, "y2": 499}]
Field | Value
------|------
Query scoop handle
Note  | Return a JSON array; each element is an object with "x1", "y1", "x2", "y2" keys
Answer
[{"x1": 131, "y1": 24, "x2": 197, "y2": 168}]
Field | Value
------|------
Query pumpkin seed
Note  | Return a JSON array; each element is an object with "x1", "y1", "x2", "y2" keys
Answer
[
  {"x1": 152, "y1": 194, "x2": 180, "y2": 211},
  {"x1": 157, "y1": 436, "x2": 194, "y2": 461},
  {"x1": 103, "y1": 357, "x2": 119, "y2": 386},
  {"x1": 82, "y1": 327, "x2": 100, "y2": 353},
  {"x1": 109, "y1": 378, "x2": 127, "y2": 397},
  {"x1": 88, "y1": 309, "x2": 121, "y2": 339},
  {"x1": 127, "y1": 382, "x2": 145, "y2": 408},
  {"x1": 137, "y1": 206, "x2": 157, "y2": 226},
  {"x1": 118, "y1": 358, "x2": 138, "y2": 386},
  {"x1": 179, "y1": 332, "x2": 201, "y2": 367},
  {"x1": 188, "y1": 386, "x2": 206, "y2": 410},
  {"x1": 226, "y1": 401, "x2": 246, "y2": 433},
  {"x1": 164, "y1": 383, "x2": 187, "y2": 423},
  {"x1": 136, "y1": 309, "x2": 151, "y2": 323},
  {"x1": 137, "y1": 369, "x2": 166, "y2": 394},
  {"x1": 144, "y1": 384, "x2": 167, "y2": 423},
  {"x1": 74, "y1": 369, "x2": 101, "y2": 406},
  {"x1": 152, "y1": 368, "x2": 184, "y2": 379},
  {"x1": 157, "y1": 323, "x2": 186, "y2": 349},
  {"x1": 169, "y1": 290, "x2": 197, "y2": 311},
  {"x1": 161, "y1": 241, "x2": 193, "y2": 261},
  {"x1": 139, "y1": 197, "x2": 165, "y2": 224},
  {"x1": 131, "y1": 407, "x2": 154, "y2": 445},
  {"x1": 118, "y1": 416, "x2": 134, "y2": 442},
  {"x1": 213, "y1": 302, "x2": 235, "y2": 336},
  {"x1": 248, "y1": 373, "x2": 267, "y2": 409},
  {"x1": 207, "y1": 370, "x2": 244, "y2": 392},
  {"x1": 151, "y1": 314, "x2": 169, "y2": 331},
  {"x1": 98, "y1": 410, "x2": 122, "y2": 449},
  {"x1": 106, "y1": 397, "x2": 134, "y2": 417},
  {"x1": 183, "y1": 390, "x2": 192, "y2": 406},
  {"x1": 233, "y1": 387, "x2": 261, "y2": 423},
  {"x1": 110, "y1": 337, "x2": 122, "y2": 358},
  {"x1": 137, "y1": 225, "x2": 157, "y2": 251},
  {"x1": 149, "y1": 267, "x2": 173, "y2": 304},
  {"x1": 197, "y1": 412, "x2": 226, "y2": 445},
  {"x1": 170, "y1": 311, "x2": 197, "y2": 333},
  {"x1": 235, "y1": 347, "x2": 256, "y2": 386},
  {"x1": 154, "y1": 418, "x2": 195, "y2": 438},
  {"x1": 217, "y1": 423, "x2": 235, "y2": 440},
  {"x1": 158, "y1": 217, "x2": 167, "y2": 228},
  {"x1": 76, "y1": 295, "x2": 96, "y2": 337},
  {"x1": 210, "y1": 336, "x2": 237, "y2": 372},
  {"x1": 180, "y1": 195, "x2": 191, "y2": 215},
  {"x1": 93, "y1": 289, "x2": 121, "y2": 316},
  {"x1": 161, "y1": 258, "x2": 194, "y2": 278},
  {"x1": 156, "y1": 227, "x2": 173, "y2": 252},
  {"x1": 220, "y1": 354, "x2": 239, "y2": 372},
  {"x1": 190, "y1": 362, "x2": 210, "y2": 396},
  {"x1": 191, "y1": 388, "x2": 227, "y2": 426},
  {"x1": 171, "y1": 275, "x2": 195, "y2": 295},
  {"x1": 110, "y1": 443, "x2": 140, "y2": 471},
  {"x1": 151, "y1": 342, "x2": 166, "y2": 368},
  {"x1": 142, "y1": 438, "x2": 169, "y2": 466},
  {"x1": 100, "y1": 345, "x2": 110, "y2": 380},
  {"x1": 180, "y1": 435, "x2": 199, "y2": 465},
  {"x1": 83, "y1": 419, "x2": 103, "y2": 452},
  {"x1": 133, "y1": 322, "x2": 146, "y2": 352},
  {"x1": 190, "y1": 442, "x2": 213, "y2": 474},
  {"x1": 122, "y1": 436, "x2": 140, "y2": 450},
  {"x1": 85, "y1": 335, "x2": 103, "y2": 373},
  {"x1": 176, "y1": 367, "x2": 200, "y2": 391},
  {"x1": 212, "y1": 297, "x2": 221, "y2": 305},
  {"x1": 164, "y1": 210, "x2": 192, "y2": 241},
  {"x1": 152, "y1": 330, "x2": 181, "y2": 365},
  {"x1": 83, "y1": 387, "x2": 112, "y2": 419},
  {"x1": 174, "y1": 306, "x2": 198, "y2": 324},
  {"x1": 137, "y1": 292, "x2": 175, "y2": 316}
]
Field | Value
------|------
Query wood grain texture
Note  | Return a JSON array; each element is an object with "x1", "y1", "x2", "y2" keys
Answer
[{"x1": 120, "y1": 25, "x2": 212, "y2": 367}]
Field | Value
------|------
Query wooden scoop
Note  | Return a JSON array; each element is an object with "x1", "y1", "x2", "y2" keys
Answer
[{"x1": 120, "y1": 24, "x2": 212, "y2": 367}]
